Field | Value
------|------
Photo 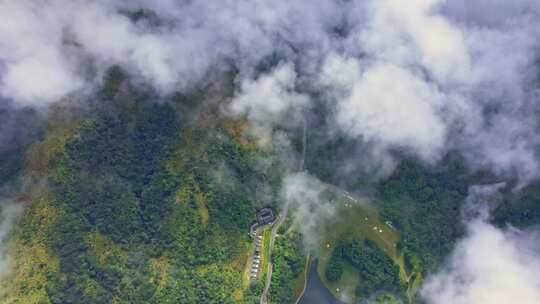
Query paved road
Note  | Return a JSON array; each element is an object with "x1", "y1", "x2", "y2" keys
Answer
[
  {"x1": 260, "y1": 206, "x2": 288, "y2": 304},
  {"x1": 260, "y1": 117, "x2": 306, "y2": 304}
]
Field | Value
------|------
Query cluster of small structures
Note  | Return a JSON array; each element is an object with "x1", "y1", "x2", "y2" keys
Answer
[
  {"x1": 249, "y1": 207, "x2": 275, "y2": 237},
  {"x1": 372, "y1": 225, "x2": 384, "y2": 233},
  {"x1": 248, "y1": 208, "x2": 275, "y2": 282},
  {"x1": 250, "y1": 233, "x2": 263, "y2": 279}
]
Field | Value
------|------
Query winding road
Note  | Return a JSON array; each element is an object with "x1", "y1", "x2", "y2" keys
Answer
[
  {"x1": 259, "y1": 207, "x2": 288, "y2": 304},
  {"x1": 260, "y1": 117, "x2": 307, "y2": 304}
]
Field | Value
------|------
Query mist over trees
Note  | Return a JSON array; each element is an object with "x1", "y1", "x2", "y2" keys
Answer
[{"x1": 1, "y1": 1, "x2": 540, "y2": 304}]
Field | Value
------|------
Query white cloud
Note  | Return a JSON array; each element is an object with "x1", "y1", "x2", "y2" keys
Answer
[
  {"x1": 1, "y1": 53, "x2": 82, "y2": 105},
  {"x1": 0, "y1": 1, "x2": 81, "y2": 105},
  {"x1": 230, "y1": 63, "x2": 308, "y2": 146},
  {"x1": 321, "y1": 0, "x2": 540, "y2": 182},
  {"x1": 0, "y1": 0, "x2": 341, "y2": 105},
  {"x1": 231, "y1": 63, "x2": 307, "y2": 120},
  {"x1": 1, "y1": 0, "x2": 540, "y2": 183},
  {"x1": 331, "y1": 62, "x2": 447, "y2": 162},
  {"x1": 281, "y1": 172, "x2": 337, "y2": 249},
  {"x1": 422, "y1": 217, "x2": 540, "y2": 304},
  {"x1": 422, "y1": 184, "x2": 540, "y2": 304},
  {"x1": 360, "y1": 0, "x2": 471, "y2": 83},
  {"x1": 0, "y1": 199, "x2": 23, "y2": 274}
]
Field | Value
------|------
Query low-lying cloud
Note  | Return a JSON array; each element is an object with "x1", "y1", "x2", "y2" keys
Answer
[
  {"x1": 323, "y1": 59, "x2": 448, "y2": 162},
  {"x1": 317, "y1": 0, "x2": 540, "y2": 182},
  {"x1": 229, "y1": 63, "x2": 308, "y2": 147},
  {"x1": 0, "y1": 198, "x2": 23, "y2": 275},
  {"x1": 2, "y1": 1, "x2": 540, "y2": 301},
  {"x1": 281, "y1": 172, "x2": 336, "y2": 249},
  {"x1": 422, "y1": 184, "x2": 540, "y2": 304},
  {"x1": 1, "y1": 0, "x2": 540, "y2": 184},
  {"x1": 422, "y1": 218, "x2": 540, "y2": 304}
]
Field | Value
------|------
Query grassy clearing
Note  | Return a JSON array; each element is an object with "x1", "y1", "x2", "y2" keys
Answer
[
  {"x1": 241, "y1": 225, "x2": 272, "y2": 289},
  {"x1": 25, "y1": 120, "x2": 83, "y2": 172},
  {"x1": 313, "y1": 203, "x2": 400, "y2": 260},
  {"x1": 1, "y1": 193, "x2": 63, "y2": 304},
  {"x1": 86, "y1": 232, "x2": 128, "y2": 267},
  {"x1": 308, "y1": 185, "x2": 406, "y2": 303},
  {"x1": 406, "y1": 270, "x2": 424, "y2": 302},
  {"x1": 315, "y1": 203, "x2": 399, "y2": 303},
  {"x1": 326, "y1": 209, "x2": 396, "y2": 255},
  {"x1": 174, "y1": 176, "x2": 210, "y2": 227},
  {"x1": 149, "y1": 254, "x2": 173, "y2": 298},
  {"x1": 193, "y1": 186, "x2": 209, "y2": 227},
  {"x1": 260, "y1": 226, "x2": 272, "y2": 282},
  {"x1": 395, "y1": 250, "x2": 424, "y2": 301},
  {"x1": 313, "y1": 195, "x2": 423, "y2": 303},
  {"x1": 241, "y1": 239, "x2": 254, "y2": 288},
  {"x1": 293, "y1": 255, "x2": 311, "y2": 302}
]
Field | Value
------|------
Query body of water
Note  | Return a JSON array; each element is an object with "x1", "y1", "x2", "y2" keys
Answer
[{"x1": 298, "y1": 260, "x2": 346, "y2": 304}]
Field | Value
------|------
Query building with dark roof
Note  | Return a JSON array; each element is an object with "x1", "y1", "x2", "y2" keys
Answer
[{"x1": 256, "y1": 208, "x2": 275, "y2": 226}]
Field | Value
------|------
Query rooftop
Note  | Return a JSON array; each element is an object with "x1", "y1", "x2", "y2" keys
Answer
[{"x1": 256, "y1": 207, "x2": 275, "y2": 225}]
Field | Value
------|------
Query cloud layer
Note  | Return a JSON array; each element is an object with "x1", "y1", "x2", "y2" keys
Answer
[
  {"x1": 281, "y1": 172, "x2": 336, "y2": 249},
  {"x1": 1, "y1": 0, "x2": 540, "y2": 184},
  {"x1": 0, "y1": 0, "x2": 340, "y2": 105},
  {"x1": 3, "y1": 2, "x2": 540, "y2": 301},
  {"x1": 422, "y1": 184, "x2": 540, "y2": 304},
  {"x1": 0, "y1": 197, "x2": 23, "y2": 276},
  {"x1": 316, "y1": 0, "x2": 540, "y2": 181}
]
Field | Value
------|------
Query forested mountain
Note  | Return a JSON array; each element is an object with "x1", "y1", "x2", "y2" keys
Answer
[
  {"x1": 2, "y1": 67, "x2": 540, "y2": 304},
  {"x1": 0, "y1": 72, "x2": 286, "y2": 303},
  {"x1": 2, "y1": 1, "x2": 540, "y2": 304}
]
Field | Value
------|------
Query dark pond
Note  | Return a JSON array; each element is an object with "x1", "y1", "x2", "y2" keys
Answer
[{"x1": 298, "y1": 260, "x2": 346, "y2": 304}]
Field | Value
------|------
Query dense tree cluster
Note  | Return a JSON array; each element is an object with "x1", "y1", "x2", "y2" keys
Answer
[
  {"x1": 4, "y1": 67, "x2": 540, "y2": 304},
  {"x1": 376, "y1": 157, "x2": 469, "y2": 272},
  {"x1": 268, "y1": 232, "x2": 305, "y2": 303},
  {"x1": 494, "y1": 182, "x2": 540, "y2": 228},
  {"x1": 2, "y1": 70, "x2": 283, "y2": 303},
  {"x1": 325, "y1": 246, "x2": 344, "y2": 283},
  {"x1": 325, "y1": 238, "x2": 404, "y2": 300}
]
